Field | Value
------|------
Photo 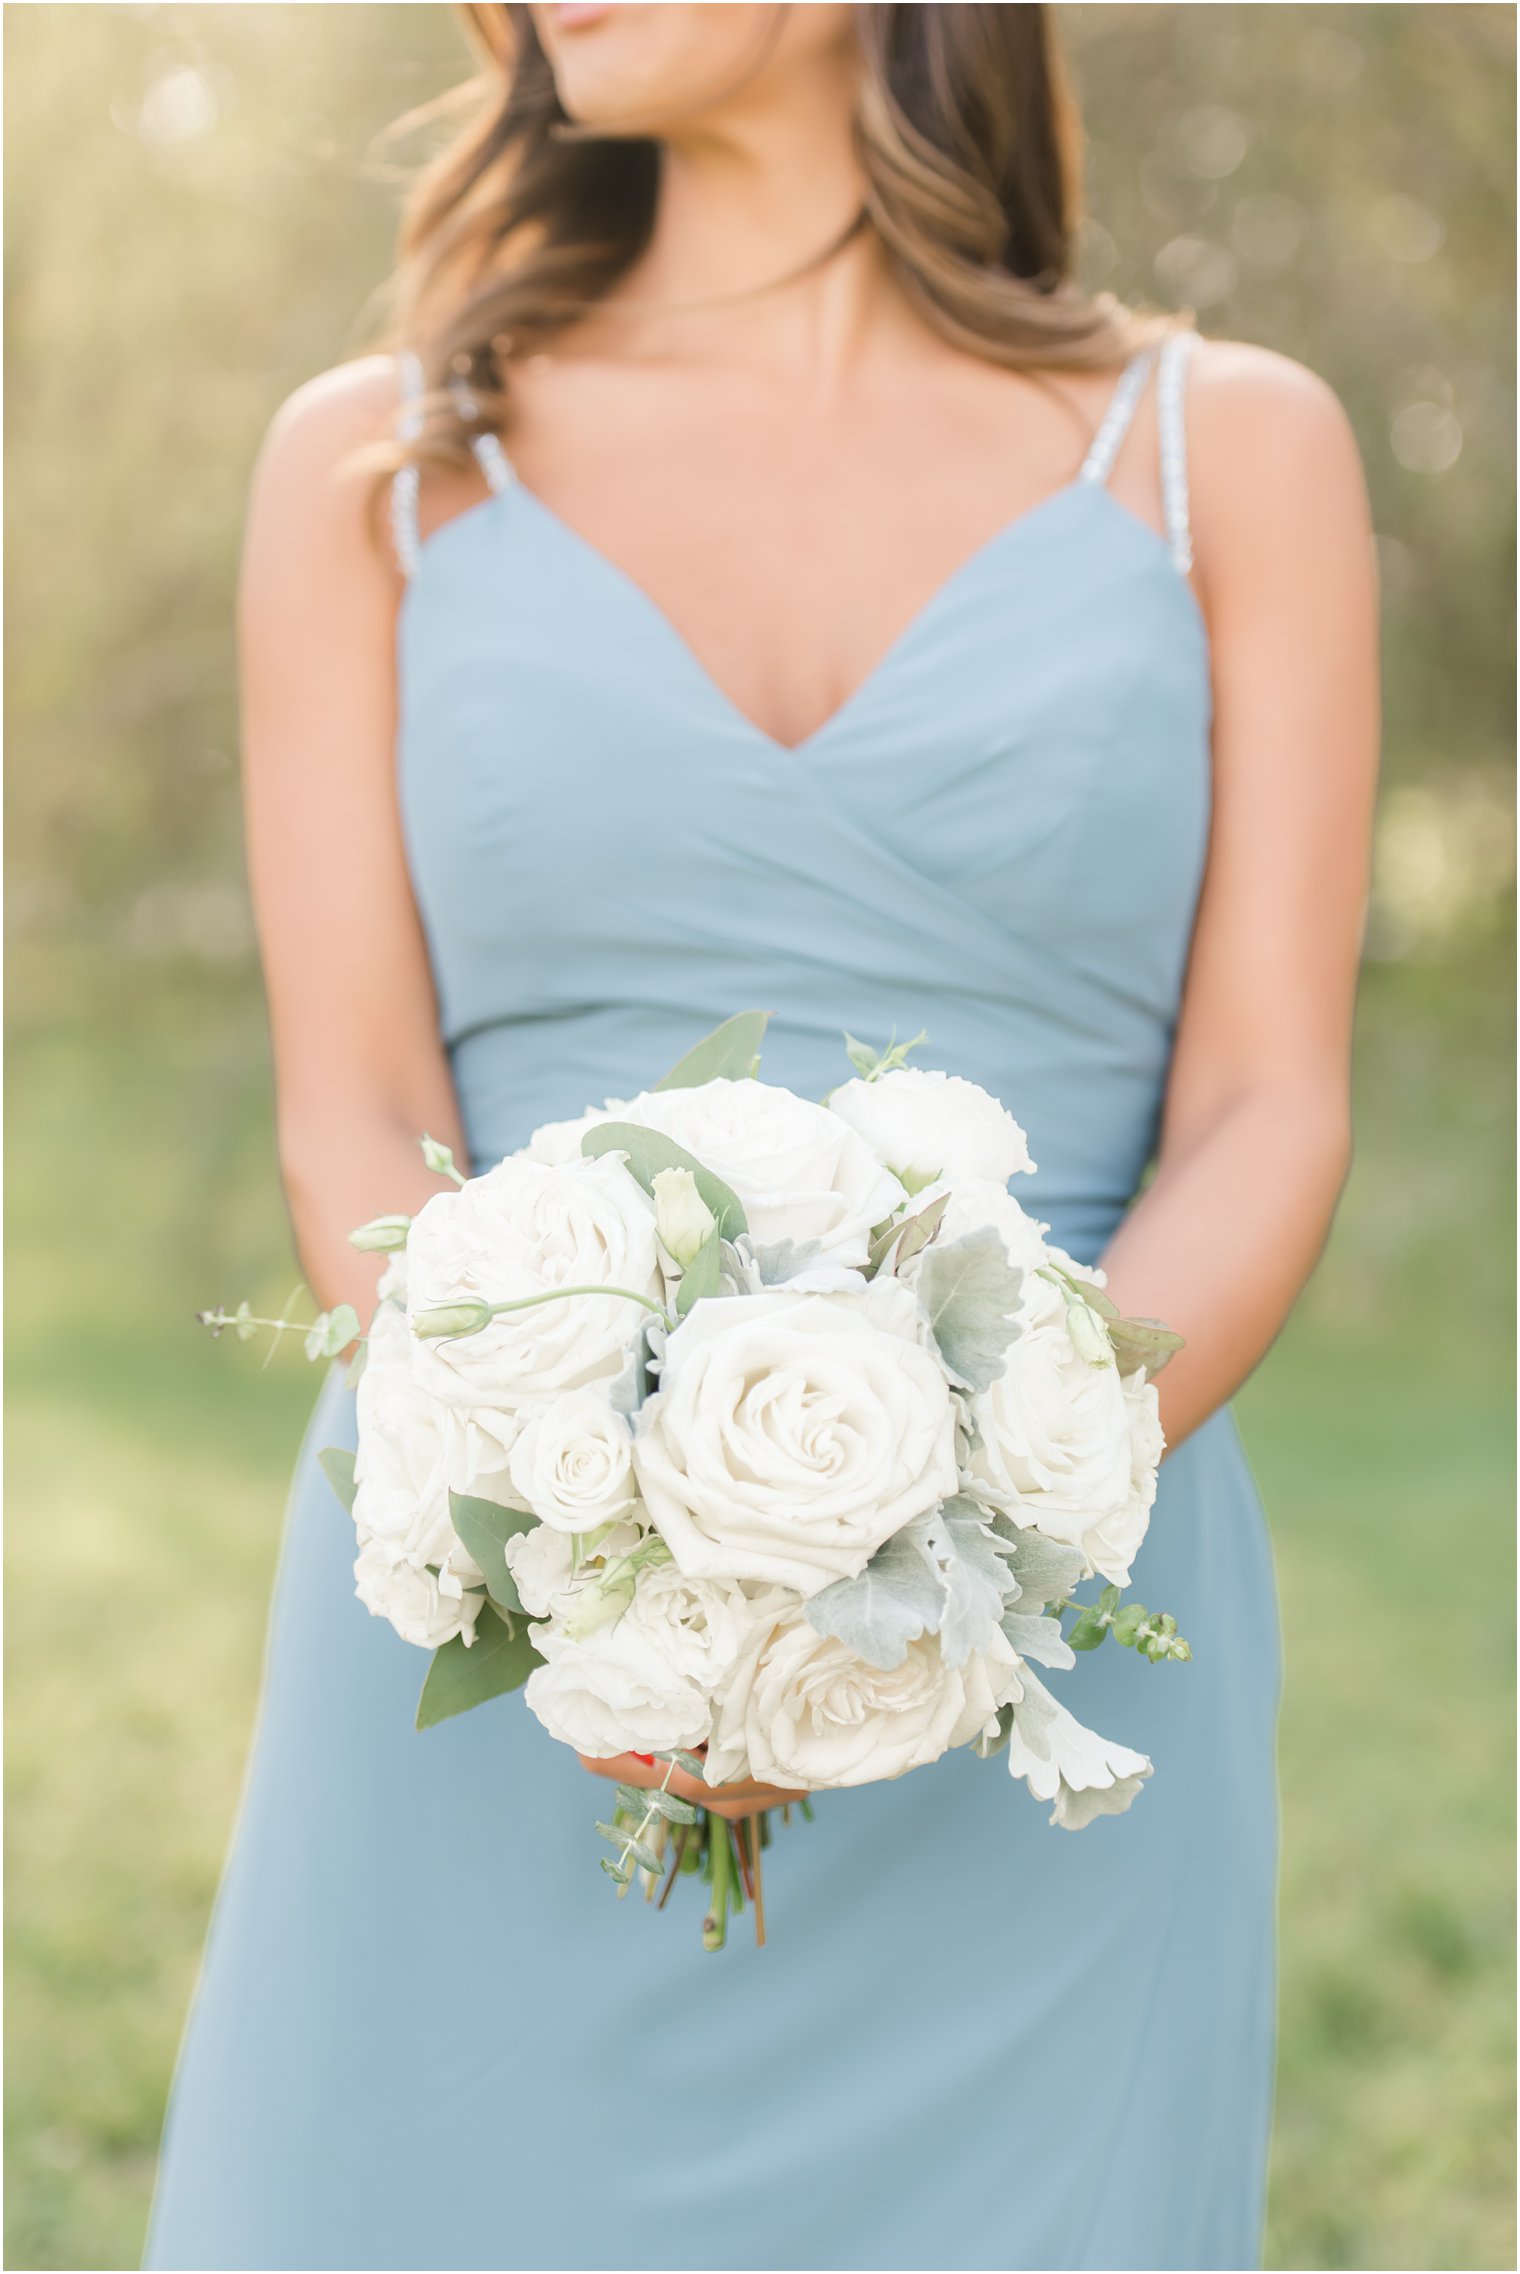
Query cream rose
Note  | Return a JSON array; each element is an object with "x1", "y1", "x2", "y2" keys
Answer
[
  {"x1": 613, "y1": 1078, "x2": 906, "y2": 1267},
  {"x1": 705, "y1": 1604, "x2": 1015, "y2": 1789},
  {"x1": 353, "y1": 1537, "x2": 483, "y2": 1652},
  {"x1": 828, "y1": 1068, "x2": 1033, "y2": 1193},
  {"x1": 524, "y1": 1559, "x2": 752, "y2": 1757},
  {"x1": 634, "y1": 1279, "x2": 959, "y2": 1595},
  {"x1": 503, "y1": 1515, "x2": 646, "y2": 1619},
  {"x1": 964, "y1": 1266, "x2": 1144, "y2": 1585},
  {"x1": 516, "y1": 1100, "x2": 628, "y2": 1167},
  {"x1": 507, "y1": 1390, "x2": 638, "y2": 1533},
  {"x1": 352, "y1": 1302, "x2": 512, "y2": 1577},
  {"x1": 405, "y1": 1153, "x2": 661, "y2": 1410},
  {"x1": 1004, "y1": 1666, "x2": 1152, "y2": 1829}
]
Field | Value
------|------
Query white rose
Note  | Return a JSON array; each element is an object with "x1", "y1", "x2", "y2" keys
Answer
[
  {"x1": 634, "y1": 1279, "x2": 959, "y2": 1596},
  {"x1": 516, "y1": 1099, "x2": 628, "y2": 1166},
  {"x1": 964, "y1": 1264, "x2": 1145, "y2": 1585},
  {"x1": 352, "y1": 1302, "x2": 514, "y2": 1574},
  {"x1": 353, "y1": 1537, "x2": 483, "y2": 1652},
  {"x1": 1081, "y1": 1370, "x2": 1165, "y2": 1586},
  {"x1": 828, "y1": 1068, "x2": 1033, "y2": 1193},
  {"x1": 615, "y1": 1078, "x2": 906, "y2": 1267},
  {"x1": 524, "y1": 1559, "x2": 752, "y2": 1757},
  {"x1": 506, "y1": 1390, "x2": 638, "y2": 1533},
  {"x1": 706, "y1": 1606, "x2": 1015, "y2": 1789},
  {"x1": 405, "y1": 1153, "x2": 661, "y2": 1410},
  {"x1": 503, "y1": 1515, "x2": 645, "y2": 1618},
  {"x1": 1004, "y1": 1666, "x2": 1152, "y2": 1829}
]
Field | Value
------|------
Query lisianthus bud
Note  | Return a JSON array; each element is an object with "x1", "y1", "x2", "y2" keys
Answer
[
  {"x1": 1063, "y1": 1291, "x2": 1114, "y2": 1368},
  {"x1": 348, "y1": 1213, "x2": 412, "y2": 1253},
  {"x1": 412, "y1": 1299, "x2": 492, "y2": 1340},
  {"x1": 650, "y1": 1166, "x2": 718, "y2": 1269},
  {"x1": 419, "y1": 1134, "x2": 461, "y2": 1180}
]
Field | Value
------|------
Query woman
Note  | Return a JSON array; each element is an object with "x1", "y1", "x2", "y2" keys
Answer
[{"x1": 147, "y1": 6, "x2": 1378, "y2": 2269}]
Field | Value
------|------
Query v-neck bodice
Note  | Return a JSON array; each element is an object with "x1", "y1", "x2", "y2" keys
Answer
[{"x1": 394, "y1": 352, "x2": 1211, "y2": 1263}]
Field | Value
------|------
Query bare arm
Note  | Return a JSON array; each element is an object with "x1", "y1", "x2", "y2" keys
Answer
[
  {"x1": 240, "y1": 357, "x2": 469, "y2": 1319},
  {"x1": 1100, "y1": 343, "x2": 1380, "y2": 1447}
]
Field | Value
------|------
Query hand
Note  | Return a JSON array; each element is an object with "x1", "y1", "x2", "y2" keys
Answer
[{"x1": 577, "y1": 1749, "x2": 805, "y2": 1823}]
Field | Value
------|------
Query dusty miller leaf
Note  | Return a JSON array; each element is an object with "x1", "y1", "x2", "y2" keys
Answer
[
  {"x1": 805, "y1": 1527, "x2": 946, "y2": 1670},
  {"x1": 989, "y1": 1516, "x2": 1088, "y2": 1610},
  {"x1": 750, "y1": 1237, "x2": 824, "y2": 1286},
  {"x1": 911, "y1": 1228, "x2": 1024, "y2": 1391},
  {"x1": 918, "y1": 1496, "x2": 1013, "y2": 1667},
  {"x1": 1000, "y1": 1610, "x2": 1077, "y2": 1669}
]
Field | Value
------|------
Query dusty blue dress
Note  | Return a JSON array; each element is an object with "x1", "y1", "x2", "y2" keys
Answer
[{"x1": 147, "y1": 336, "x2": 1280, "y2": 2272}]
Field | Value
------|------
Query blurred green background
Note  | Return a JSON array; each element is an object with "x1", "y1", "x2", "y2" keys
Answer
[{"x1": 5, "y1": 5, "x2": 1514, "y2": 2269}]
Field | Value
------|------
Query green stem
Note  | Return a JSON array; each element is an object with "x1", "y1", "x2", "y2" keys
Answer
[
  {"x1": 485, "y1": 1285, "x2": 672, "y2": 1326},
  {"x1": 703, "y1": 1807, "x2": 731, "y2": 1952}
]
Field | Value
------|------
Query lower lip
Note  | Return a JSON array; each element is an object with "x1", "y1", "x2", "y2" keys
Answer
[{"x1": 553, "y1": 3, "x2": 616, "y2": 27}]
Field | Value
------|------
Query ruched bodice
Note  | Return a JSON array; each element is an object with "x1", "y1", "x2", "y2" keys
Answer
[
  {"x1": 399, "y1": 475, "x2": 1211, "y2": 1258},
  {"x1": 147, "y1": 344, "x2": 1280, "y2": 2274}
]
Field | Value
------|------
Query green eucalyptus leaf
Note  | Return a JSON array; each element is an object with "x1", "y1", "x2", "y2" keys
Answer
[
  {"x1": 415, "y1": 1604, "x2": 542, "y2": 1730},
  {"x1": 599, "y1": 1855, "x2": 632, "y2": 1884},
  {"x1": 805, "y1": 1526, "x2": 945, "y2": 1670},
  {"x1": 911, "y1": 1229, "x2": 1024, "y2": 1392},
  {"x1": 1109, "y1": 1316, "x2": 1187, "y2": 1377},
  {"x1": 652, "y1": 1011, "x2": 771, "y2": 1091},
  {"x1": 675, "y1": 1229, "x2": 724, "y2": 1316},
  {"x1": 653, "y1": 1747, "x2": 707, "y2": 1777},
  {"x1": 448, "y1": 1490, "x2": 536, "y2": 1615},
  {"x1": 1066, "y1": 1607, "x2": 1110, "y2": 1653},
  {"x1": 597, "y1": 1824, "x2": 663, "y2": 1875},
  {"x1": 317, "y1": 1445, "x2": 357, "y2": 1514},
  {"x1": 582, "y1": 1123, "x2": 747, "y2": 1243},
  {"x1": 639, "y1": 1787, "x2": 700, "y2": 1826},
  {"x1": 1109, "y1": 1601, "x2": 1151, "y2": 1647}
]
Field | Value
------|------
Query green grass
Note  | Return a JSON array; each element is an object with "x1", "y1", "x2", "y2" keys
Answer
[{"x1": 4, "y1": 952, "x2": 1514, "y2": 2272}]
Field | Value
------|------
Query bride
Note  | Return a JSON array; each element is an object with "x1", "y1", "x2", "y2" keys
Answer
[{"x1": 148, "y1": 6, "x2": 1378, "y2": 2269}]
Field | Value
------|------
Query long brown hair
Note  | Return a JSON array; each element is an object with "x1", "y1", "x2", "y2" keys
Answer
[{"x1": 384, "y1": 4, "x2": 1165, "y2": 474}]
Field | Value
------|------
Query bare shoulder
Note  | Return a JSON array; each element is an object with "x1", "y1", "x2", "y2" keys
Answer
[
  {"x1": 258, "y1": 353, "x2": 401, "y2": 478},
  {"x1": 247, "y1": 354, "x2": 404, "y2": 538},
  {"x1": 1184, "y1": 338, "x2": 1372, "y2": 579},
  {"x1": 243, "y1": 354, "x2": 403, "y2": 590},
  {"x1": 1187, "y1": 337, "x2": 1366, "y2": 492}
]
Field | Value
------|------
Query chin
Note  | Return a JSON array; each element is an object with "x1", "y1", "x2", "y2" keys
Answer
[{"x1": 529, "y1": 2, "x2": 851, "y2": 137}]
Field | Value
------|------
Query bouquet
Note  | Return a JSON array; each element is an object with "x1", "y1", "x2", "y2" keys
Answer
[{"x1": 204, "y1": 1013, "x2": 1190, "y2": 1950}]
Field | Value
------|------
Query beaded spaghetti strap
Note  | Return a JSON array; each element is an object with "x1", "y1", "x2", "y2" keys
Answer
[
  {"x1": 390, "y1": 354, "x2": 516, "y2": 579},
  {"x1": 1155, "y1": 331, "x2": 1195, "y2": 576},
  {"x1": 1077, "y1": 350, "x2": 1157, "y2": 489},
  {"x1": 390, "y1": 351, "x2": 425, "y2": 579}
]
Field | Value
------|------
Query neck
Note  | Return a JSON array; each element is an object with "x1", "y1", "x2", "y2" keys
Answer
[{"x1": 594, "y1": 61, "x2": 903, "y2": 380}]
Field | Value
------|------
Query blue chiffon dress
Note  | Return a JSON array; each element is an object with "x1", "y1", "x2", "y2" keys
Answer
[{"x1": 147, "y1": 334, "x2": 1281, "y2": 2273}]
